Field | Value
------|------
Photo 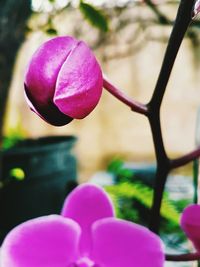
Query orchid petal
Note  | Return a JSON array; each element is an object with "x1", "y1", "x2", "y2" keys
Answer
[
  {"x1": 61, "y1": 184, "x2": 114, "y2": 256},
  {"x1": 181, "y1": 204, "x2": 200, "y2": 252},
  {"x1": 91, "y1": 218, "x2": 165, "y2": 267},
  {"x1": 54, "y1": 41, "x2": 103, "y2": 119},
  {"x1": 0, "y1": 215, "x2": 80, "y2": 267}
]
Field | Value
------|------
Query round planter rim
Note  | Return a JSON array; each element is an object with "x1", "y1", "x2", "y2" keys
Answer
[{"x1": 2, "y1": 135, "x2": 77, "y2": 156}]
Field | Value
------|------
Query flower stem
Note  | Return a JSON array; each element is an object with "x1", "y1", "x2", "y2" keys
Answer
[
  {"x1": 166, "y1": 252, "x2": 200, "y2": 262},
  {"x1": 149, "y1": 0, "x2": 195, "y2": 109},
  {"x1": 103, "y1": 76, "x2": 148, "y2": 116},
  {"x1": 170, "y1": 147, "x2": 200, "y2": 169},
  {"x1": 148, "y1": 111, "x2": 170, "y2": 233},
  {"x1": 148, "y1": 0, "x2": 195, "y2": 233}
]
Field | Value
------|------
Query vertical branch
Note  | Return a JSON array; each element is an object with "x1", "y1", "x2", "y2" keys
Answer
[
  {"x1": 148, "y1": 0, "x2": 195, "y2": 233},
  {"x1": 150, "y1": 0, "x2": 195, "y2": 109},
  {"x1": 148, "y1": 111, "x2": 170, "y2": 233}
]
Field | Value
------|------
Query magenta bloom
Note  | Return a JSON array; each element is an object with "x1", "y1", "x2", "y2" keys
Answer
[
  {"x1": 24, "y1": 36, "x2": 103, "y2": 126},
  {"x1": 181, "y1": 204, "x2": 200, "y2": 252},
  {"x1": 0, "y1": 184, "x2": 164, "y2": 267}
]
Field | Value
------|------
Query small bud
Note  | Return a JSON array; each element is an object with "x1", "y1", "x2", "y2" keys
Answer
[
  {"x1": 24, "y1": 36, "x2": 103, "y2": 126},
  {"x1": 180, "y1": 204, "x2": 200, "y2": 252},
  {"x1": 193, "y1": 0, "x2": 200, "y2": 18}
]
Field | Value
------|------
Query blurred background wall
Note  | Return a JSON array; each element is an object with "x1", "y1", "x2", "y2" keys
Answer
[{"x1": 3, "y1": 1, "x2": 200, "y2": 181}]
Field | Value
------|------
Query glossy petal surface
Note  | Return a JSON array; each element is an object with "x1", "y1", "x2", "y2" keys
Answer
[
  {"x1": 0, "y1": 215, "x2": 80, "y2": 267},
  {"x1": 91, "y1": 218, "x2": 165, "y2": 267},
  {"x1": 54, "y1": 41, "x2": 103, "y2": 119},
  {"x1": 25, "y1": 36, "x2": 76, "y2": 126},
  {"x1": 61, "y1": 184, "x2": 114, "y2": 256},
  {"x1": 24, "y1": 36, "x2": 103, "y2": 125},
  {"x1": 181, "y1": 204, "x2": 200, "y2": 251}
]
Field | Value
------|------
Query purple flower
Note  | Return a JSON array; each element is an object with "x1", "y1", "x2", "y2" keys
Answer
[
  {"x1": 24, "y1": 36, "x2": 103, "y2": 126},
  {"x1": 181, "y1": 204, "x2": 200, "y2": 252},
  {"x1": 0, "y1": 184, "x2": 164, "y2": 267}
]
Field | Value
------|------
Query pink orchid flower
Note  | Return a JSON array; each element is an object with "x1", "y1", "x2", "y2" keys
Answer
[
  {"x1": 181, "y1": 204, "x2": 200, "y2": 252},
  {"x1": 0, "y1": 184, "x2": 164, "y2": 267},
  {"x1": 24, "y1": 36, "x2": 103, "y2": 126}
]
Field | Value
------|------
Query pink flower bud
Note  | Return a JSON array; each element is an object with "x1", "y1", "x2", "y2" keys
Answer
[
  {"x1": 193, "y1": 0, "x2": 200, "y2": 18},
  {"x1": 24, "y1": 36, "x2": 103, "y2": 126},
  {"x1": 180, "y1": 204, "x2": 200, "y2": 252}
]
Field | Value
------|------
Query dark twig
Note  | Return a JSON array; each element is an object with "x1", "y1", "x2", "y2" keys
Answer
[
  {"x1": 148, "y1": 0, "x2": 195, "y2": 233},
  {"x1": 166, "y1": 252, "x2": 200, "y2": 262},
  {"x1": 170, "y1": 147, "x2": 200, "y2": 169}
]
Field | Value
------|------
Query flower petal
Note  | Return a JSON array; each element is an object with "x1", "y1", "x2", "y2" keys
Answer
[
  {"x1": 61, "y1": 184, "x2": 114, "y2": 256},
  {"x1": 180, "y1": 204, "x2": 200, "y2": 251},
  {"x1": 54, "y1": 41, "x2": 103, "y2": 119},
  {"x1": 0, "y1": 215, "x2": 80, "y2": 267},
  {"x1": 24, "y1": 36, "x2": 77, "y2": 126},
  {"x1": 91, "y1": 218, "x2": 165, "y2": 267}
]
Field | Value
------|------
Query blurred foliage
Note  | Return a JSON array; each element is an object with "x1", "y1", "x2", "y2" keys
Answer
[
  {"x1": 2, "y1": 124, "x2": 25, "y2": 150},
  {"x1": 46, "y1": 27, "x2": 58, "y2": 35},
  {"x1": 107, "y1": 158, "x2": 133, "y2": 180},
  {"x1": 10, "y1": 168, "x2": 25, "y2": 181},
  {"x1": 106, "y1": 182, "x2": 180, "y2": 225},
  {"x1": 79, "y1": 1, "x2": 109, "y2": 32},
  {"x1": 105, "y1": 158, "x2": 191, "y2": 250}
]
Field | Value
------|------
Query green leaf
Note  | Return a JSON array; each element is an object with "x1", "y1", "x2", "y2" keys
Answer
[{"x1": 79, "y1": 1, "x2": 108, "y2": 32}]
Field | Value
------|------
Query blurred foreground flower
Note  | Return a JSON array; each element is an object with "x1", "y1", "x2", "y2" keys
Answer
[
  {"x1": 24, "y1": 36, "x2": 103, "y2": 126},
  {"x1": 181, "y1": 204, "x2": 200, "y2": 252},
  {"x1": 0, "y1": 184, "x2": 164, "y2": 267}
]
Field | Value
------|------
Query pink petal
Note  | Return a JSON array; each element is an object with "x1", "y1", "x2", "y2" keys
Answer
[
  {"x1": 181, "y1": 204, "x2": 200, "y2": 251},
  {"x1": 54, "y1": 41, "x2": 103, "y2": 119},
  {"x1": 194, "y1": 0, "x2": 200, "y2": 17},
  {"x1": 0, "y1": 215, "x2": 80, "y2": 267},
  {"x1": 61, "y1": 184, "x2": 114, "y2": 256},
  {"x1": 24, "y1": 36, "x2": 77, "y2": 126},
  {"x1": 91, "y1": 218, "x2": 165, "y2": 267}
]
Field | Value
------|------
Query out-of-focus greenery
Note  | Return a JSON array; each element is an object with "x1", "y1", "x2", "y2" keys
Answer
[
  {"x1": 2, "y1": 124, "x2": 25, "y2": 150},
  {"x1": 9, "y1": 168, "x2": 25, "y2": 181},
  {"x1": 106, "y1": 182, "x2": 180, "y2": 225},
  {"x1": 1, "y1": 125, "x2": 26, "y2": 183},
  {"x1": 3, "y1": 134, "x2": 23, "y2": 150},
  {"x1": 43, "y1": 0, "x2": 109, "y2": 34},
  {"x1": 79, "y1": 1, "x2": 108, "y2": 32},
  {"x1": 105, "y1": 159, "x2": 191, "y2": 250}
]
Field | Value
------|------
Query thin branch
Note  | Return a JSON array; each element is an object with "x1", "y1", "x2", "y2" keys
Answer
[
  {"x1": 170, "y1": 147, "x2": 200, "y2": 169},
  {"x1": 148, "y1": 112, "x2": 169, "y2": 233},
  {"x1": 144, "y1": 0, "x2": 171, "y2": 25},
  {"x1": 148, "y1": 0, "x2": 195, "y2": 233},
  {"x1": 149, "y1": 0, "x2": 195, "y2": 109},
  {"x1": 166, "y1": 252, "x2": 200, "y2": 262},
  {"x1": 103, "y1": 76, "x2": 148, "y2": 116}
]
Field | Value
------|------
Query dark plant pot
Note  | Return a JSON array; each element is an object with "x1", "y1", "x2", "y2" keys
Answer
[{"x1": 0, "y1": 135, "x2": 78, "y2": 243}]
